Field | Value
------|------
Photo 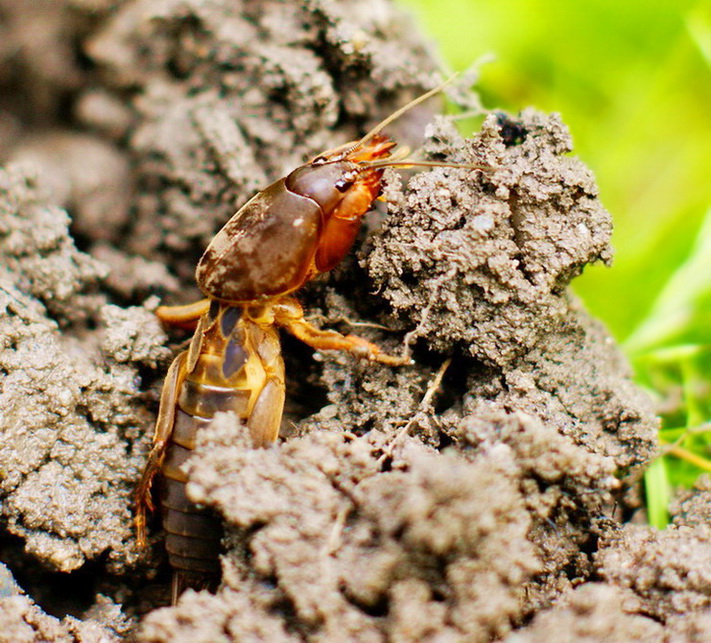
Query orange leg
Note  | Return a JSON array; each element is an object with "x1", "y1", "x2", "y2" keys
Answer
[
  {"x1": 135, "y1": 351, "x2": 187, "y2": 547},
  {"x1": 156, "y1": 299, "x2": 211, "y2": 331},
  {"x1": 271, "y1": 298, "x2": 412, "y2": 366}
]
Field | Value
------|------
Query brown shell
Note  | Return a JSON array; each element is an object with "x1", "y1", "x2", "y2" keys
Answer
[{"x1": 196, "y1": 179, "x2": 321, "y2": 302}]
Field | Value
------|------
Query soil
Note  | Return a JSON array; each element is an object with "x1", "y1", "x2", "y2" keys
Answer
[{"x1": 0, "y1": 0, "x2": 708, "y2": 641}]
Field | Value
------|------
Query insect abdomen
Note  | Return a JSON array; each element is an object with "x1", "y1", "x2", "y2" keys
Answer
[
  {"x1": 160, "y1": 406, "x2": 223, "y2": 588},
  {"x1": 158, "y1": 306, "x2": 285, "y2": 597}
]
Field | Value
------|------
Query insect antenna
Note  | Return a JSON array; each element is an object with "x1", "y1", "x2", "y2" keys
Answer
[
  {"x1": 344, "y1": 76, "x2": 492, "y2": 173},
  {"x1": 356, "y1": 146, "x2": 492, "y2": 173},
  {"x1": 344, "y1": 74, "x2": 460, "y2": 157},
  {"x1": 360, "y1": 158, "x2": 492, "y2": 172}
]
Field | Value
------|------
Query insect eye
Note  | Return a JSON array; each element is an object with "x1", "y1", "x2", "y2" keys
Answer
[{"x1": 335, "y1": 179, "x2": 353, "y2": 193}]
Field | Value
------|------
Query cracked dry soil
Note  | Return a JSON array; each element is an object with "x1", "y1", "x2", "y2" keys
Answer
[{"x1": 1, "y1": 1, "x2": 710, "y2": 641}]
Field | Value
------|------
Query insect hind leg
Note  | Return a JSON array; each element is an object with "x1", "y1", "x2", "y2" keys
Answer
[{"x1": 135, "y1": 351, "x2": 188, "y2": 547}]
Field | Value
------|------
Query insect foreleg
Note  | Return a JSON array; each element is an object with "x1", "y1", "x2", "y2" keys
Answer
[
  {"x1": 272, "y1": 298, "x2": 412, "y2": 366},
  {"x1": 135, "y1": 351, "x2": 188, "y2": 547}
]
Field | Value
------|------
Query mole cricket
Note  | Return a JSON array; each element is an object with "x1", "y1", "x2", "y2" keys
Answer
[{"x1": 134, "y1": 77, "x2": 486, "y2": 602}]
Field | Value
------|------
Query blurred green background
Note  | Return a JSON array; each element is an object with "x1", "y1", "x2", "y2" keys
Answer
[{"x1": 400, "y1": 0, "x2": 711, "y2": 522}]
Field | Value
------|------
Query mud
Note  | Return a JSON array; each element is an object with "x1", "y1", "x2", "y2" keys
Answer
[{"x1": 0, "y1": 0, "x2": 707, "y2": 641}]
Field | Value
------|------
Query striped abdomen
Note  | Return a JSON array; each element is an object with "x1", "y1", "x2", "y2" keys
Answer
[{"x1": 159, "y1": 303, "x2": 285, "y2": 598}]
